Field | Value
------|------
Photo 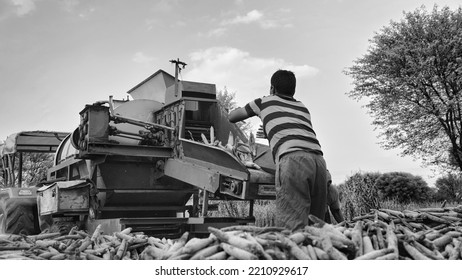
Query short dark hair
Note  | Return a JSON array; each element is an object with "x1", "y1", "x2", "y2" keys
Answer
[{"x1": 270, "y1": 70, "x2": 296, "y2": 96}]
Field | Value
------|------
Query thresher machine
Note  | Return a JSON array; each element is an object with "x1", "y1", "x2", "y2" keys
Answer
[{"x1": 1, "y1": 60, "x2": 275, "y2": 237}]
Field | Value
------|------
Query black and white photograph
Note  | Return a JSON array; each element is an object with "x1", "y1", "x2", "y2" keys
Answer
[{"x1": 1, "y1": 0, "x2": 462, "y2": 279}]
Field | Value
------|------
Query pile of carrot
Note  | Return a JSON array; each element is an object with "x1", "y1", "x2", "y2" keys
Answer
[
  {"x1": 340, "y1": 205, "x2": 462, "y2": 260},
  {"x1": 1, "y1": 206, "x2": 462, "y2": 260}
]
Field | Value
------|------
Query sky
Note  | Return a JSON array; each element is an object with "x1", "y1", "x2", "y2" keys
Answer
[{"x1": 1, "y1": 0, "x2": 461, "y2": 187}]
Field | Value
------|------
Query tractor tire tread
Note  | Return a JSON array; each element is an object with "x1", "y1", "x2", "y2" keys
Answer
[{"x1": 1, "y1": 199, "x2": 38, "y2": 235}]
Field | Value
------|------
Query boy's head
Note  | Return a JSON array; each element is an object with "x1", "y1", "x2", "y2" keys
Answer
[{"x1": 270, "y1": 70, "x2": 296, "y2": 97}]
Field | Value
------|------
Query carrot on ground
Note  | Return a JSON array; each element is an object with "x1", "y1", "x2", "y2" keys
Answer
[
  {"x1": 351, "y1": 221, "x2": 363, "y2": 257},
  {"x1": 362, "y1": 235, "x2": 374, "y2": 254},
  {"x1": 205, "y1": 251, "x2": 228, "y2": 260},
  {"x1": 221, "y1": 243, "x2": 258, "y2": 260},
  {"x1": 278, "y1": 235, "x2": 311, "y2": 260},
  {"x1": 403, "y1": 241, "x2": 432, "y2": 260},
  {"x1": 306, "y1": 245, "x2": 318, "y2": 260},
  {"x1": 208, "y1": 227, "x2": 262, "y2": 255},
  {"x1": 320, "y1": 236, "x2": 347, "y2": 260},
  {"x1": 354, "y1": 248, "x2": 394, "y2": 260},
  {"x1": 432, "y1": 234, "x2": 453, "y2": 250},
  {"x1": 190, "y1": 244, "x2": 221, "y2": 260},
  {"x1": 411, "y1": 240, "x2": 444, "y2": 260},
  {"x1": 386, "y1": 221, "x2": 399, "y2": 258}
]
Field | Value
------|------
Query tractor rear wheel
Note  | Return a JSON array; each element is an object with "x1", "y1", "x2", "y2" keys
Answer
[{"x1": 0, "y1": 197, "x2": 39, "y2": 235}]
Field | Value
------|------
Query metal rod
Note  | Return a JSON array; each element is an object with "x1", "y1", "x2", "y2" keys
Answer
[
  {"x1": 99, "y1": 189, "x2": 195, "y2": 193},
  {"x1": 192, "y1": 192, "x2": 199, "y2": 217},
  {"x1": 101, "y1": 206, "x2": 191, "y2": 211},
  {"x1": 113, "y1": 115, "x2": 174, "y2": 131},
  {"x1": 9, "y1": 155, "x2": 15, "y2": 187},
  {"x1": 169, "y1": 58, "x2": 187, "y2": 98},
  {"x1": 110, "y1": 128, "x2": 143, "y2": 138},
  {"x1": 201, "y1": 190, "x2": 209, "y2": 217},
  {"x1": 110, "y1": 134, "x2": 143, "y2": 141},
  {"x1": 249, "y1": 200, "x2": 254, "y2": 217},
  {"x1": 174, "y1": 62, "x2": 179, "y2": 97},
  {"x1": 18, "y1": 152, "x2": 23, "y2": 188}
]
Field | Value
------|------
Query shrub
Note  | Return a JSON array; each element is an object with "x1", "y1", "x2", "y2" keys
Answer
[
  {"x1": 434, "y1": 173, "x2": 462, "y2": 202},
  {"x1": 375, "y1": 172, "x2": 432, "y2": 203},
  {"x1": 338, "y1": 171, "x2": 382, "y2": 221},
  {"x1": 215, "y1": 200, "x2": 249, "y2": 217}
]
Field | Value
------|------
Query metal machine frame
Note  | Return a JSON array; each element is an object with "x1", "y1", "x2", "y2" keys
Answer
[{"x1": 3, "y1": 60, "x2": 276, "y2": 237}]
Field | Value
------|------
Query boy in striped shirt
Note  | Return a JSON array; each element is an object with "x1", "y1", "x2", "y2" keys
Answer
[{"x1": 229, "y1": 69, "x2": 327, "y2": 230}]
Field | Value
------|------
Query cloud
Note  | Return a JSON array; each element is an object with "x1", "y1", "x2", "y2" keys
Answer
[
  {"x1": 222, "y1": 9, "x2": 263, "y2": 25},
  {"x1": 184, "y1": 47, "x2": 318, "y2": 107},
  {"x1": 78, "y1": 7, "x2": 95, "y2": 19},
  {"x1": 172, "y1": 20, "x2": 187, "y2": 27},
  {"x1": 152, "y1": 0, "x2": 178, "y2": 13},
  {"x1": 57, "y1": 0, "x2": 95, "y2": 19},
  {"x1": 203, "y1": 9, "x2": 292, "y2": 37},
  {"x1": 145, "y1": 18, "x2": 160, "y2": 30},
  {"x1": 60, "y1": 0, "x2": 79, "y2": 12},
  {"x1": 220, "y1": 9, "x2": 292, "y2": 30},
  {"x1": 132, "y1": 52, "x2": 156, "y2": 65},
  {"x1": 198, "y1": 27, "x2": 227, "y2": 38},
  {"x1": 10, "y1": 0, "x2": 37, "y2": 16}
]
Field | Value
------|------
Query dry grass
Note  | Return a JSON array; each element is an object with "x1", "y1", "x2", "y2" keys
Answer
[
  {"x1": 212, "y1": 200, "x2": 276, "y2": 227},
  {"x1": 379, "y1": 198, "x2": 457, "y2": 211},
  {"x1": 253, "y1": 200, "x2": 276, "y2": 227},
  {"x1": 338, "y1": 173, "x2": 381, "y2": 221}
]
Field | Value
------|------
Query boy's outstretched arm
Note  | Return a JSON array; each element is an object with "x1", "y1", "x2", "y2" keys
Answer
[{"x1": 228, "y1": 107, "x2": 250, "y2": 123}]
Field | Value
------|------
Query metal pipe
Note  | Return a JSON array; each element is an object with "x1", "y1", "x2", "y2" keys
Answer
[
  {"x1": 113, "y1": 115, "x2": 174, "y2": 131},
  {"x1": 18, "y1": 152, "x2": 23, "y2": 188},
  {"x1": 249, "y1": 200, "x2": 254, "y2": 217},
  {"x1": 169, "y1": 58, "x2": 187, "y2": 98},
  {"x1": 8, "y1": 155, "x2": 15, "y2": 187},
  {"x1": 110, "y1": 134, "x2": 143, "y2": 142},
  {"x1": 201, "y1": 190, "x2": 209, "y2": 217}
]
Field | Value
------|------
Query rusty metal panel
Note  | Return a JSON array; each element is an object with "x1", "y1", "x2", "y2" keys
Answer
[
  {"x1": 219, "y1": 169, "x2": 275, "y2": 200},
  {"x1": 80, "y1": 105, "x2": 110, "y2": 144},
  {"x1": 37, "y1": 181, "x2": 89, "y2": 215},
  {"x1": 180, "y1": 139, "x2": 249, "y2": 178},
  {"x1": 164, "y1": 158, "x2": 221, "y2": 193}
]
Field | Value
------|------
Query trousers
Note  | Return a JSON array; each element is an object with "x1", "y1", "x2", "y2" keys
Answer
[{"x1": 275, "y1": 150, "x2": 327, "y2": 230}]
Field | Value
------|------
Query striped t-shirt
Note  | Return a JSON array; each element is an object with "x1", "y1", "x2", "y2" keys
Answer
[{"x1": 244, "y1": 94, "x2": 322, "y2": 161}]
